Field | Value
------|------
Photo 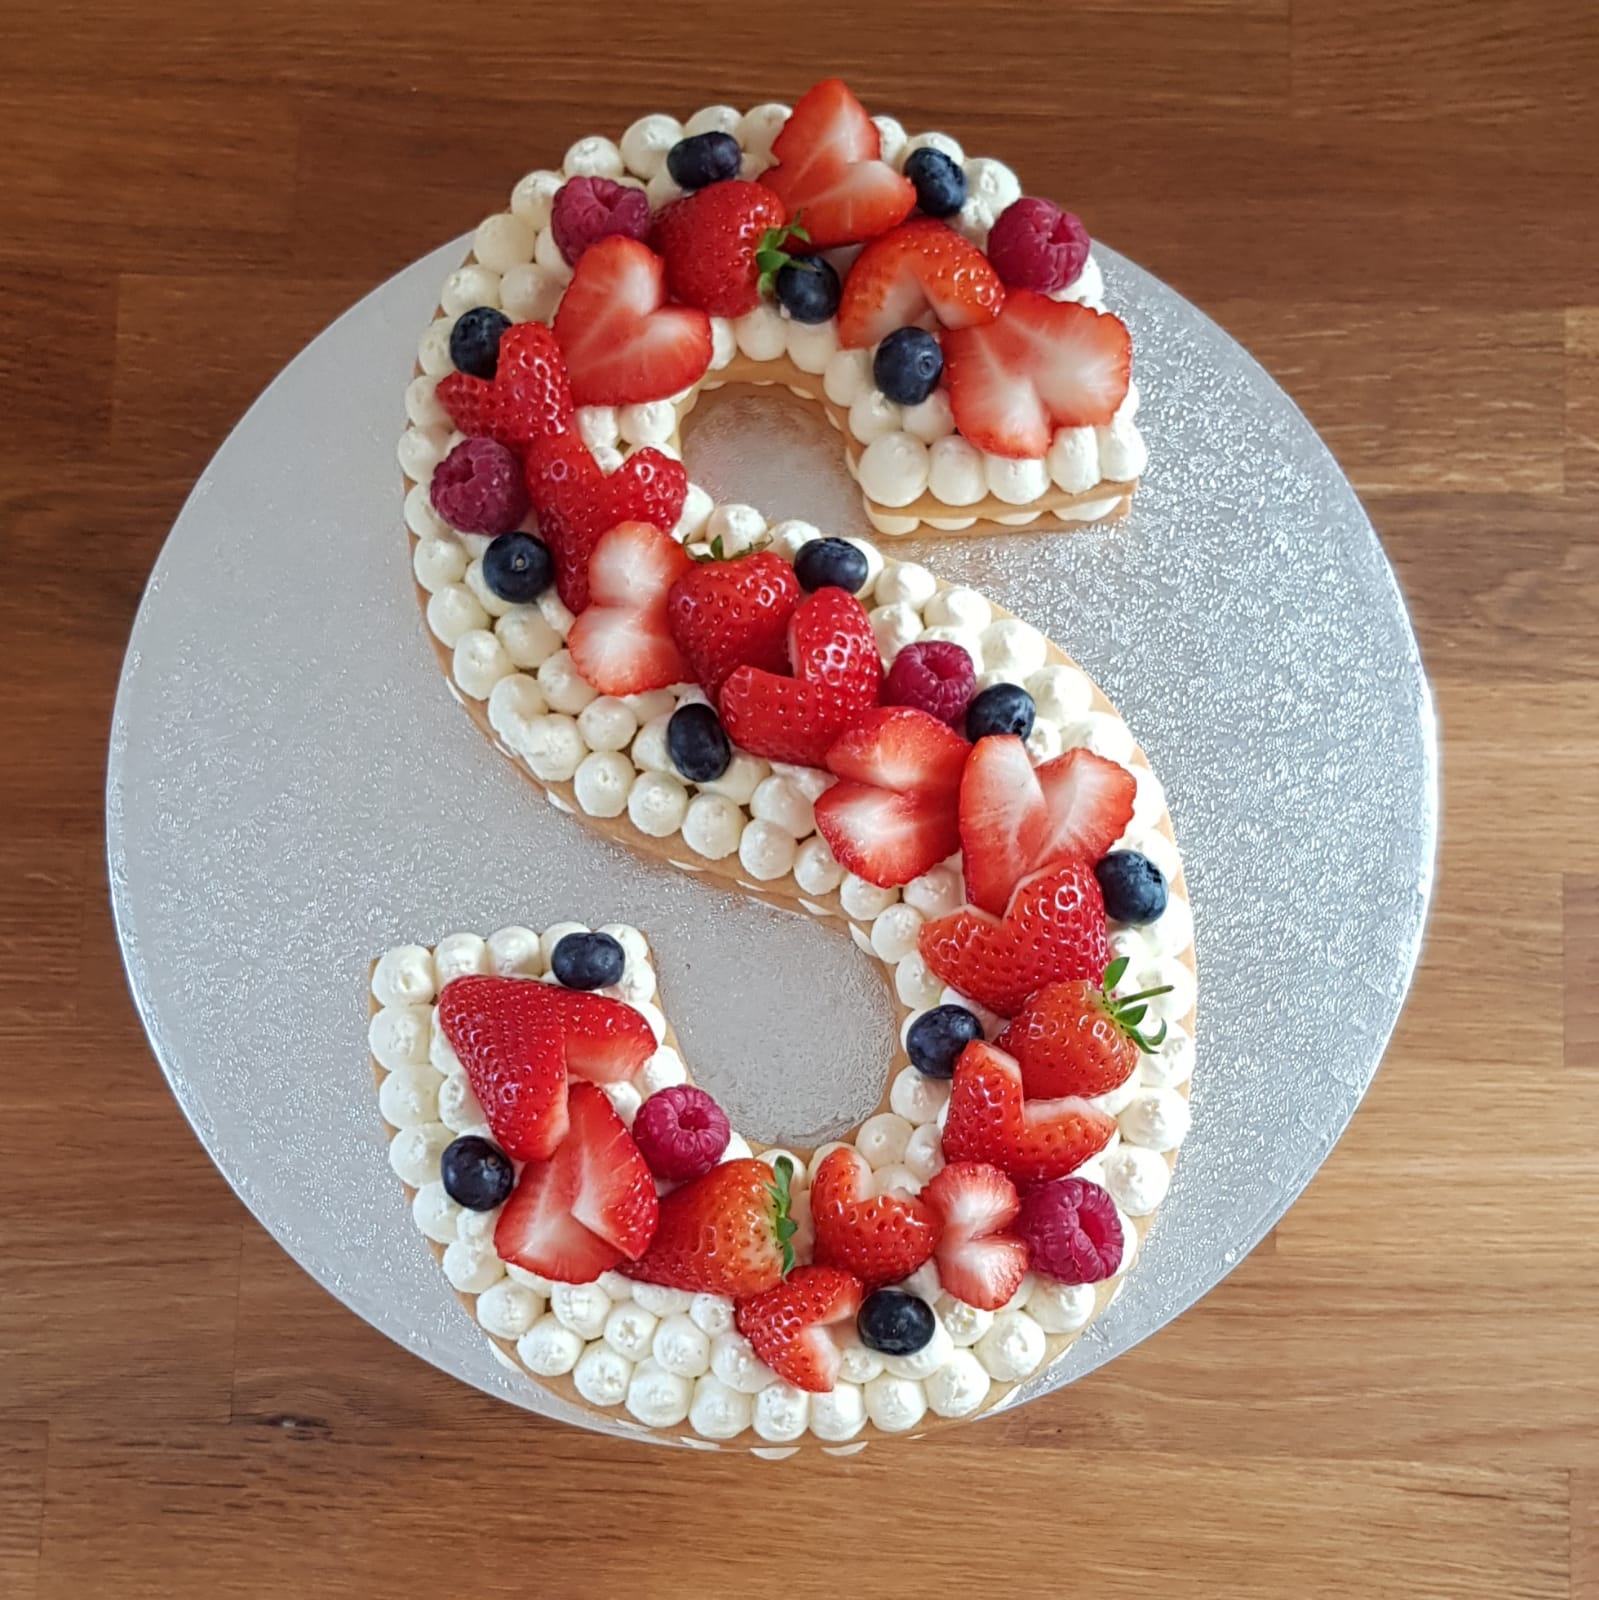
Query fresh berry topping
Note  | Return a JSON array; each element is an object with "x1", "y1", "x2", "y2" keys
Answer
[
  {"x1": 734, "y1": 1263, "x2": 863, "y2": 1392},
  {"x1": 958, "y1": 734, "x2": 1048, "y2": 916},
  {"x1": 525, "y1": 432, "x2": 688, "y2": 612},
  {"x1": 809, "y1": 1146, "x2": 940, "y2": 1289},
  {"x1": 904, "y1": 147, "x2": 968, "y2": 218},
  {"x1": 652, "y1": 180, "x2": 802, "y2": 318},
  {"x1": 986, "y1": 198, "x2": 1091, "y2": 294},
  {"x1": 439, "y1": 1134, "x2": 515, "y2": 1211},
  {"x1": 997, "y1": 956, "x2": 1173, "y2": 1100},
  {"x1": 944, "y1": 291, "x2": 1132, "y2": 457},
  {"x1": 667, "y1": 130, "x2": 743, "y2": 191},
  {"x1": 481, "y1": 530, "x2": 554, "y2": 602},
  {"x1": 436, "y1": 321, "x2": 575, "y2": 449},
  {"x1": 429, "y1": 438, "x2": 531, "y2": 537},
  {"x1": 836, "y1": 217, "x2": 1004, "y2": 349},
  {"x1": 549, "y1": 930, "x2": 626, "y2": 991},
  {"x1": 666, "y1": 547, "x2": 801, "y2": 702},
  {"x1": 1095, "y1": 849, "x2": 1170, "y2": 925},
  {"x1": 565, "y1": 519, "x2": 694, "y2": 693},
  {"x1": 625, "y1": 1156, "x2": 799, "y2": 1297},
  {"x1": 667, "y1": 702, "x2": 733, "y2": 782},
  {"x1": 552, "y1": 235, "x2": 713, "y2": 406},
  {"x1": 632, "y1": 1084, "x2": 732, "y2": 1182},
  {"x1": 942, "y1": 1041, "x2": 1118, "y2": 1184},
  {"x1": 448, "y1": 306, "x2": 513, "y2": 380},
  {"x1": 550, "y1": 176, "x2": 652, "y2": 266},
  {"x1": 1034, "y1": 748, "x2": 1138, "y2": 870},
  {"x1": 856, "y1": 1287, "x2": 936, "y2": 1355},
  {"x1": 787, "y1": 587, "x2": 883, "y2": 697},
  {"x1": 824, "y1": 704, "x2": 969, "y2": 792},
  {"x1": 759, "y1": 78, "x2": 916, "y2": 248},
  {"x1": 923, "y1": 1161, "x2": 1029, "y2": 1312},
  {"x1": 905, "y1": 1003, "x2": 984, "y2": 1079},
  {"x1": 793, "y1": 536, "x2": 868, "y2": 594},
  {"x1": 775, "y1": 255, "x2": 842, "y2": 323},
  {"x1": 919, "y1": 857, "x2": 1111, "y2": 1017},
  {"x1": 873, "y1": 327, "x2": 944, "y2": 405},
  {"x1": 1014, "y1": 1175, "x2": 1124, "y2": 1284},
  {"x1": 494, "y1": 1081, "x2": 660, "y2": 1283},
  {"x1": 965, "y1": 682, "x2": 1035, "y2": 742},
  {"x1": 883, "y1": 640, "x2": 977, "y2": 727}
]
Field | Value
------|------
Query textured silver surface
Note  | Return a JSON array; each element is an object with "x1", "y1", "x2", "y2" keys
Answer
[{"x1": 107, "y1": 235, "x2": 1437, "y2": 1440}]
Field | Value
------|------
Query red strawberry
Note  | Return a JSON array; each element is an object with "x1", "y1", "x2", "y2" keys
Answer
[
  {"x1": 944, "y1": 292, "x2": 1132, "y2": 458},
  {"x1": 624, "y1": 1155, "x2": 799, "y2": 1298},
  {"x1": 666, "y1": 547, "x2": 801, "y2": 702},
  {"x1": 959, "y1": 734, "x2": 1048, "y2": 916},
  {"x1": 997, "y1": 956, "x2": 1173, "y2": 1099},
  {"x1": 836, "y1": 218, "x2": 1005, "y2": 349},
  {"x1": 734, "y1": 1264, "x2": 863, "y2": 1393},
  {"x1": 651, "y1": 180, "x2": 803, "y2": 318},
  {"x1": 918, "y1": 857, "x2": 1110, "y2": 1017},
  {"x1": 824, "y1": 705, "x2": 969, "y2": 792},
  {"x1": 435, "y1": 321, "x2": 576, "y2": 449},
  {"x1": 923, "y1": 1162, "x2": 1029, "y2": 1312},
  {"x1": 787, "y1": 588, "x2": 883, "y2": 697},
  {"x1": 525, "y1": 432, "x2": 688, "y2": 612},
  {"x1": 942, "y1": 1041, "x2": 1117, "y2": 1185},
  {"x1": 566, "y1": 520, "x2": 693, "y2": 695},
  {"x1": 809, "y1": 1146, "x2": 940, "y2": 1288},
  {"x1": 759, "y1": 78, "x2": 915, "y2": 249},
  {"x1": 1034, "y1": 748, "x2": 1137, "y2": 870},
  {"x1": 494, "y1": 1082, "x2": 659, "y2": 1283},
  {"x1": 552, "y1": 235, "x2": 713, "y2": 406}
]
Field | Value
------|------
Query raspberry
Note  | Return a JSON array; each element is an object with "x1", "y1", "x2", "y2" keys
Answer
[
  {"x1": 1014, "y1": 1176, "x2": 1123, "y2": 1284},
  {"x1": 985, "y1": 198, "x2": 1090, "y2": 294},
  {"x1": 882, "y1": 641, "x2": 976, "y2": 727},
  {"x1": 429, "y1": 438, "x2": 531, "y2": 536},
  {"x1": 551, "y1": 177, "x2": 652, "y2": 267},
  {"x1": 632, "y1": 1085, "x2": 731, "y2": 1182}
]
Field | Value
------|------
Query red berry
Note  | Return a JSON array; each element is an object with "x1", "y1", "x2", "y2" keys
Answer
[
  {"x1": 882, "y1": 640, "x2": 976, "y2": 727},
  {"x1": 1015, "y1": 1176, "x2": 1124, "y2": 1284},
  {"x1": 565, "y1": 520, "x2": 693, "y2": 695},
  {"x1": 836, "y1": 217, "x2": 1005, "y2": 349},
  {"x1": 923, "y1": 1161, "x2": 1029, "y2": 1312},
  {"x1": 809, "y1": 1146, "x2": 940, "y2": 1288},
  {"x1": 734, "y1": 1264, "x2": 863, "y2": 1392},
  {"x1": 429, "y1": 437, "x2": 531, "y2": 536},
  {"x1": 986, "y1": 198, "x2": 1091, "y2": 294},
  {"x1": 551, "y1": 177, "x2": 652, "y2": 266},
  {"x1": 435, "y1": 321, "x2": 575, "y2": 449},
  {"x1": 666, "y1": 549, "x2": 801, "y2": 702},
  {"x1": 632, "y1": 1085, "x2": 731, "y2": 1181},
  {"x1": 651, "y1": 180, "x2": 796, "y2": 318}
]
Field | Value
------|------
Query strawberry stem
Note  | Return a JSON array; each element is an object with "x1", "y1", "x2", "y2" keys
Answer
[
  {"x1": 767, "y1": 1154, "x2": 797, "y2": 1277},
  {"x1": 1099, "y1": 958, "x2": 1175, "y2": 1053},
  {"x1": 755, "y1": 219, "x2": 813, "y2": 299}
]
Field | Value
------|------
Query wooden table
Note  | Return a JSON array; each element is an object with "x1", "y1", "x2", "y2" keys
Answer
[{"x1": 3, "y1": 3, "x2": 1596, "y2": 1595}]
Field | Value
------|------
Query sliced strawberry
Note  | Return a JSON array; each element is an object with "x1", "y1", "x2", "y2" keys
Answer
[
  {"x1": 959, "y1": 734, "x2": 1049, "y2": 916},
  {"x1": 944, "y1": 291, "x2": 1132, "y2": 459},
  {"x1": 836, "y1": 218, "x2": 1005, "y2": 349},
  {"x1": 734, "y1": 1264, "x2": 863, "y2": 1393},
  {"x1": 942, "y1": 1041, "x2": 1117, "y2": 1186},
  {"x1": 553, "y1": 235, "x2": 713, "y2": 406},
  {"x1": 666, "y1": 548, "x2": 801, "y2": 703},
  {"x1": 436, "y1": 321, "x2": 575, "y2": 449},
  {"x1": 825, "y1": 706, "x2": 968, "y2": 793},
  {"x1": 809, "y1": 1146, "x2": 940, "y2": 1288},
  {"x1": 1033, "y1": 748, "x2": 1137, "y2": 871},
  {"x1": 923, "y1": 1161, "x2": 1029, "y2": 1312},
  {"x1": 492, "y1": 1137, "x2": 611, "y2": 1282},
  {"x1": 566, "y1": 520, "x2": 693, "y2": 695},
  {"x1": 759, "y1": 78, "x2": 915, "y2": 249},
  {"x1": 786, "y1": 588, "x2": 882, "y2": 698}
]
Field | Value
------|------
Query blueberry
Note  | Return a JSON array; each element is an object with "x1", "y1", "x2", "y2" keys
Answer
[
  {"x1": 966, "y1": 683, "x2": 1035, "y2": 742},
  {"x1": 857, "y1": 1288, "x2": 936, "y2": 1355},
  {"x1": 793, "y1": 537, "x2": 868, "y2": 595},
  {"x1": 550, "y1": 930, "x2": 626, "y2": 990},
  {"x1": 448, "y1": 306, "x2": 512, "y2": 379},
  {"x1": 904, "y1": 148, "x2": 967, "y2": 218},
  {"x1": 667, "y1": 703, "x2": 732, "y2": 783},
  {"x1": 439, "y1": 1135, "x2": 514, "y2": 1211},
  {"x1": 906, "y1": 1004, "x2": 984, "y2": 1079},
  {"x1": 774, "y1": 254, "x2": 841, "y2": 324},
  {"x1": 1095, "y1": 850, "x2": 1169, "y2": 925},
  {"x1": 873, "y1": 327, "x2": 944, "y2": 406},
  {"x1": 666, "y1": 132, "x2": 741, "y2": 191},
  {"x1": 482, "y1": 532, "x2": 553, "y2": 603}
]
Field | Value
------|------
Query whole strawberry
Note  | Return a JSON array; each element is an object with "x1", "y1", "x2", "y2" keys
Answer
[
  {"x1": 666, "y1": 542, "x2": 801, "y2": 702},
  {"x1": 651, "y1": 180, "x2": 805, "y2": 318}
]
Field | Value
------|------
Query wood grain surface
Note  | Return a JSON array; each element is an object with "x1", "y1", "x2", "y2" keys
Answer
[{"x1": 2, "y1": 1, "x2": 1596, "y2": 1595}]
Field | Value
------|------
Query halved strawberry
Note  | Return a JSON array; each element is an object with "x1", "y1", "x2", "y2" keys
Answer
[
  {"x1": 825, "y1": 705, "x2": 969, "y2": 792},
  {"x1": 566, "y1": 520, "x2": 693, "y2": 695},
  {"x1": 836, "y1": 218, "x2": 1005, "y2": 349},
  {"x1": 918, "y1": 857, "x2": 1110, "y2": 1017},
  {"x1": 553, "y1": 235, "x2": 713, "y2": 406},
  {"x1": 923, "y1": 1161, "x2": 1029, "y2": 1312},
  {"x1": 734, "y1": 1264, "x2": 863, "y2": 1393},
  {"x1": 1033, "y1": 748, "x2": 1137, "y2": 870},
  {"x1": 436, "y1": 321, "x2": 575, "y2": 448},
  {"x1": 759, "y1": 78, "x2": 915, "y2": 249},
  {"x1": 786, "y1": 588, "x2": 883, "y2": 698},
  {"x1": 809, "y1": 1146, "x2": 940, "y2": 1288},
  {"x1": 666, "y1": 547, "x2": 801, "y2": 703},
  {"x1": 942, "y1": 1042, "x2": 1117, "y2": 1186},
  {"x1": 944, "y1": 291, "x2": 1132, "y2": 458},
  {"x1": 494, "y1": 1081, "x2": 659, "y2": 1283},
  {"x1": 959, "y1": 734, "x2": 1048, "y2": 916}
]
